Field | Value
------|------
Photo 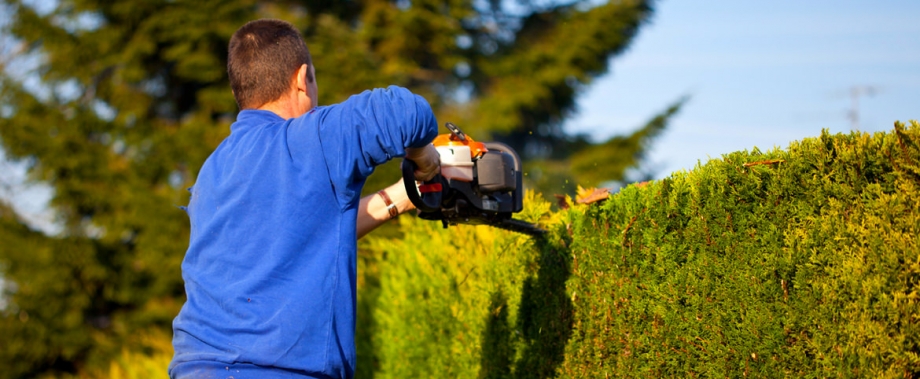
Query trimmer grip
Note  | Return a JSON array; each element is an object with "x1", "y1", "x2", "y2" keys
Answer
[{"x1": 401, "y1": 158, "x2": 443, "y2": 213}]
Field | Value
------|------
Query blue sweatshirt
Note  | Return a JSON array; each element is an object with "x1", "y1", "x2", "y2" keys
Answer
[{"x1": 170, "y1": 86, "x2": 438, "y2": 379}]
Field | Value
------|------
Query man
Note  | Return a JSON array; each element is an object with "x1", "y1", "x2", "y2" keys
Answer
[{"x1": 169, "y1": 19, "x2": 440, "y2": 379}]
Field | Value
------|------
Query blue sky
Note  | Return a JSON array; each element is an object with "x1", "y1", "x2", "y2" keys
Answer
[{"x1": 565, "y1": 0, "x2": 920, "y2": 179}]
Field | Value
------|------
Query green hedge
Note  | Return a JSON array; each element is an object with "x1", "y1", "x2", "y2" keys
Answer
[{"x1": 359, "y1": 121, "x2": 920, "y2": 378}]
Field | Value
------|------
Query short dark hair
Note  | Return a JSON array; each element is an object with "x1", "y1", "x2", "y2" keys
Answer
[{"x1": 228, "y1": 19, "x2": 313, "y2": 109}]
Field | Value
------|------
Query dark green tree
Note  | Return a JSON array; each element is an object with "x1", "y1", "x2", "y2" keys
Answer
[{"x1": 0, "y1": 0, "x2": 678, "y2": 376}]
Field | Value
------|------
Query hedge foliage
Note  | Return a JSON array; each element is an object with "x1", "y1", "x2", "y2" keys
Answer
[{"x1": 359, "y1": 121, "x2": 920, "y2": 378}]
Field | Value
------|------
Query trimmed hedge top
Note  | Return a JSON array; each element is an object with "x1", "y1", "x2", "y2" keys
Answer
[{"x1": 360, "y1": 121, "x2": 920, "y2": 379}]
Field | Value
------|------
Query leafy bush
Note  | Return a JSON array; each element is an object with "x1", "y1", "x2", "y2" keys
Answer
[
  {"x1": 362, "y1": 121, "x2": 920, "y2": 378},
  {"x1": 77, "y1": 332, "x2": 172, "y2": 379},
  {"x1": 360, "y1": 190, "x2": 559, "y2": 379}
]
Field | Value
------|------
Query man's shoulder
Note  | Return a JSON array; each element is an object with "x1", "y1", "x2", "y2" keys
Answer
[{"x1": 341, "y1": 86, "x2": 417, "y2": 104}]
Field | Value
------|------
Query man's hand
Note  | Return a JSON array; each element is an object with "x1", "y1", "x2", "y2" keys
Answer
[{"x1": 405, "y1": 144, "x2": 440, "y2": 181}]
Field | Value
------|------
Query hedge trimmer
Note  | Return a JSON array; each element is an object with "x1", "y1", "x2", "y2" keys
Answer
[{"x1": 402, "y1": 122, "x2": 546, "y2": 237}]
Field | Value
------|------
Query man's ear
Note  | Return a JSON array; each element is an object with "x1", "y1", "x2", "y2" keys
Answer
[{"x1": 294, "y1": 63, "x2": 309, "y2": 92}]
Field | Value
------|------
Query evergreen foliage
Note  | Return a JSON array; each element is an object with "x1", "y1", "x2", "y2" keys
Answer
[
  {"x1": 78, "y1": 331, "x2": 172, "y2": 379},
  {"x1": 365, "y1": 121, "x2": 920, "y2": 378},
  {"x1": 0, "y1": 0, "x2": 670, "y2": 377},
  {"x1": 363, "y1": 191, "x2": 557, "y2": 378}
]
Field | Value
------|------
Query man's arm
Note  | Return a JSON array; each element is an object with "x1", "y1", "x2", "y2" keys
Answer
[
  {"x1": 357, "y1": 143, "x2": 440, "y2": 238},
  {"x1": 357, "y1": 179, "x2": 416, "y2": 239}
]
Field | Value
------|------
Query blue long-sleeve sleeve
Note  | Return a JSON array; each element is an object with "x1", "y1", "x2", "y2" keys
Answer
[{"x1": 289, "y1": 85, "x2": 439, "y2": 207}]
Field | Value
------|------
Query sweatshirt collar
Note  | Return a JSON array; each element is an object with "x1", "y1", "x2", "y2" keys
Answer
[{"x1": 236, "y1": 109, "x2": 285, "y2": 124}]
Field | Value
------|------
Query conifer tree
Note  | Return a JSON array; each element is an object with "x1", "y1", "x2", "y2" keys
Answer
[{"x1": 0, "y1": 0, "x2": 674, "y2": 376}]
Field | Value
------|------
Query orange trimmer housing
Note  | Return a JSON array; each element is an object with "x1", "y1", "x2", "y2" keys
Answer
[
  {"x1": 431, "y1": 133, "x2": 488, "y2": 159},
  {"x1": 431, "y1": 127, "x2": 488, "y2": 183}
]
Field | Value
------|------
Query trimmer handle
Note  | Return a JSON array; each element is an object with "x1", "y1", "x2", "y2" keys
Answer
[
  {"x1": 445, "y1": 122, "x2": 467, "y2": 141},
  {"x1": 401, "y1": 158, "x2": 444, "y2": 213}
]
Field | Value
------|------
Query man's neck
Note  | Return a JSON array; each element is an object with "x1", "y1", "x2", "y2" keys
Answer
[
  {"x1": 257, "y1": 100, "x2": 300, "y2": 120},
  {"x1": 257, "y1": 92, "x2": 314, "y2": 119}
]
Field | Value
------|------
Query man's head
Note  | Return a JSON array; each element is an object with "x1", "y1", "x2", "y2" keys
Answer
[{"x1": 228, "y1": 19, "x2": 314, "y2": 110}]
